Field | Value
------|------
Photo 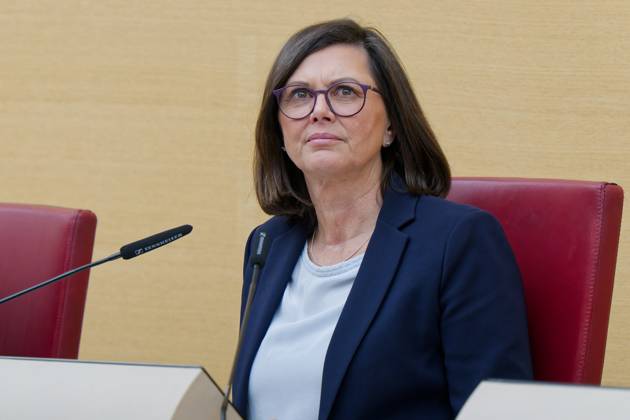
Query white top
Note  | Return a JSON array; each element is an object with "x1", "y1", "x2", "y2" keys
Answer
[{"x1": 247, "y1": 243, "x2": 363, "y2": 420}]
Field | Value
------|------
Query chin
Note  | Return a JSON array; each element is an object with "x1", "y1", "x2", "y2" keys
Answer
[{"x1": 303, "y1": 161, "x2": 348, "y2": 178}]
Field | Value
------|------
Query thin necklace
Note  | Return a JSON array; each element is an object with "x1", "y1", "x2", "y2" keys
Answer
[{"x1": 309, "y1": 232, "x2": 371, "y2": 263}]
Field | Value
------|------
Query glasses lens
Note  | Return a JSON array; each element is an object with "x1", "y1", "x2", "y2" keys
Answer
[
  {"x1": 327, "y1": 82, "x2": 366, "y2": 117},
  {"x1": 278, "y1": 86, "x2": 314, "y2": 119}
]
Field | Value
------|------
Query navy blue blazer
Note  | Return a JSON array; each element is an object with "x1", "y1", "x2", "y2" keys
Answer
[{"x1": 233, "y1": 182, "x2": 532, "y2": 420}]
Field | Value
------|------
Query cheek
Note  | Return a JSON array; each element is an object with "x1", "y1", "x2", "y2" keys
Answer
[
  {"x1": 350, "y1": 113, "x2": 387, "y2": 147},
  {"x1": 278, "y1": 117, "x2": 303, "y2": 145}
]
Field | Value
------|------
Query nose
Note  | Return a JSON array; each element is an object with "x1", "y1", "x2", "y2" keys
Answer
[{"x1": 309, "y1": 91, "x2": 335, "y2": 122}]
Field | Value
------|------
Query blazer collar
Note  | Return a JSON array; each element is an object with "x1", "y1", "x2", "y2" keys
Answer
[
  {"x1": 318, "y1": 181, "x2": 417, "y2": 420},
  {"x1": 377, "y1": 176, "x2": 418, "y2": 229}
]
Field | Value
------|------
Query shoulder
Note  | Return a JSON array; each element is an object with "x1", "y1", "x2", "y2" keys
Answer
[
  {"x1": 414, "y1": 196, "x2": 519, "y2": 293},
  {"x1": 247, "y1": 215, "x2": 298, "y2": 239},
  {"x1": 416, "y1": 194, "x2": 483, "y2": 220},
  {"x1": 422, "y1": 194, "x2": 502, "y2": 231},
  {"x1": 383, "y1": 173, "x2": 495, "y2": 229},
  {"x1": 243, "y1": 215, "x2": 301, "y2": 256},
  {"x1": 390, "y1": 191, "x2": 514, "y2": 277},
  {"x1": 392, "y1": 189, "x2": 504, "y2": 239}
]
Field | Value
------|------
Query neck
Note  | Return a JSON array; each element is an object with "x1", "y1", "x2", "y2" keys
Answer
[{"x1": 306, "y1": 167, "x2": 382, "y2": 245}]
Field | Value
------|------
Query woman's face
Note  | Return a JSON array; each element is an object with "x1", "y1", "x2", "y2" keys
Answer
[{"x1": 278, "y1": 44, "x2": 392, "y2": 182}]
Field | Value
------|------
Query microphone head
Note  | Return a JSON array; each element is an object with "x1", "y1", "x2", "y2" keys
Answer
[
  {"x1": 120, "y1": 224, "x2": 193, "y2": 260},
  {"x1": 250, "y1": 231, "x2": 271, "y2": 267}
]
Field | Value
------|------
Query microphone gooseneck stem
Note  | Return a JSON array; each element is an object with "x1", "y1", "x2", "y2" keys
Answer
[
  {"x1": 221, "y1": 263, "x2": 261, "y2": 420},
  {"x1": 0, "y1": 252, "x2": 122, "y2": 305}
]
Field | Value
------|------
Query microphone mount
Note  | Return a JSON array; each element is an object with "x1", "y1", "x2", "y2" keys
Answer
[
  {"x1": 0, "y1": 224, "x2": 192, "y2": 305},
  {"x1": 221, "y1": 230, "x2": 271, "y2": 420}
]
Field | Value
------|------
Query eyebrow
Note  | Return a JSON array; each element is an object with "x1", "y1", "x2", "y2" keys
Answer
[{"x1": 284, "y1": 77, "x2": 362, "y2": 87}]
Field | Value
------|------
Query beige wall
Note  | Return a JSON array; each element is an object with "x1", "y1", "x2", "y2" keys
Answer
[{"x1": 1, "y1": 1, "x2": 628, "y2": 386}]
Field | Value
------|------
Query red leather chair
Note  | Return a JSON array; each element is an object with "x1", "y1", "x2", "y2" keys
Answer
[
  {"x1": 447, "y1": 178, "x2": 624, "y2": 384},
  {"x1": 0, "y1": 204, "x2": 97, "y2": 358}
]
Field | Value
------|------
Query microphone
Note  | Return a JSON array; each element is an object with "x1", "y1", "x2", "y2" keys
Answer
[
  {"x1": 0, "y1": 225, "x2": 193, "y2": 305},
  {"x1": 221, "y1": 230, "x2": 271, "y2": 420},
  {"x1": 120, "y1": 225, "x2": 193, "y2": 260},
  {"x1": 249, "y1": 231, "x2": 270, "y2": 267}
]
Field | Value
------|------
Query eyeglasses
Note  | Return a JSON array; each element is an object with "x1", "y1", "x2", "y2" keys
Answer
[{"x1": 273, "y1": 81, "x2": 381, "y2": 120}]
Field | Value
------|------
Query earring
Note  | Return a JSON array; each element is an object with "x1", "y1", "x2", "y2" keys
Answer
[{"x1": 383, "y1": 128, "x2": 393, "y2": 147}]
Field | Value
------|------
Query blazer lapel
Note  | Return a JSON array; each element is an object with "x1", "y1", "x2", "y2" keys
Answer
[
  {"x1": 233, "y1": 221, "x2": 308, "y2": 412},
  {"x1": 318, "y1": 187, "x2": 418, "y2": 420}
]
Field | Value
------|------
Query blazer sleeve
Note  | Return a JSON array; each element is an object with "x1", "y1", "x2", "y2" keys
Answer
[{"x1": 439, "y1": 209, "x2": 533, "y2": 414}]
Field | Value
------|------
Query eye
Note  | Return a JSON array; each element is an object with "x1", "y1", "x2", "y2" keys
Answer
[
  {"x1": 331, "y1": 84, "x2": 360, "y2": 97},
  {"x1": 287, "y1": 87, "x2": 312, "y2": 100}
]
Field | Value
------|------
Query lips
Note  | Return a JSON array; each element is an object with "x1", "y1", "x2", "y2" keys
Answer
[{"x1": 307, "y1": 132, "x2": 341, "y2": 142}]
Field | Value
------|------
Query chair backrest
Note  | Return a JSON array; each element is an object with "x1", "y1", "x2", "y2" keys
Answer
[
  {"x1": 0, "y1": 204, "x2": 97, "y2": 358},
  {"x1": 447, "y1": 178, "x2": 624, "y2": 384}
]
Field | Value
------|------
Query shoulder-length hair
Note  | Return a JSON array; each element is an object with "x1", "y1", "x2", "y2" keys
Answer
[{"x1": 254, "y1": 18, "x2": 450, "y2": 227}]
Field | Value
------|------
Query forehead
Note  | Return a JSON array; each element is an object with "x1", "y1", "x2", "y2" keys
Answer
[{"x1": 286, "y1": 44, "x2": 374, "y2": 85}]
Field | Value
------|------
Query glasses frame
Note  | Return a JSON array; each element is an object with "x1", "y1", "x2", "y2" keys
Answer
[{"x1": 272, "y1": 81, "x2": 381, "y2": 120}]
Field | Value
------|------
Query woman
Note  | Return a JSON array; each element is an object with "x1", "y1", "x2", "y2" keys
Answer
[{"x1": 233, "y1": 19, "x2": 532, "y2": 420}]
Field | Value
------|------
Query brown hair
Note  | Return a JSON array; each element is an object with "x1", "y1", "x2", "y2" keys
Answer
[{"x1": 254, "y1": 18, "x2": 450, "y2": 227}]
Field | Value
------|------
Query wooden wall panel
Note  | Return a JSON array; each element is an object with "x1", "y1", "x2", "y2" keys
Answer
[{"x1": 1, "y1": 1, "x2": 628, "y2": 386}]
